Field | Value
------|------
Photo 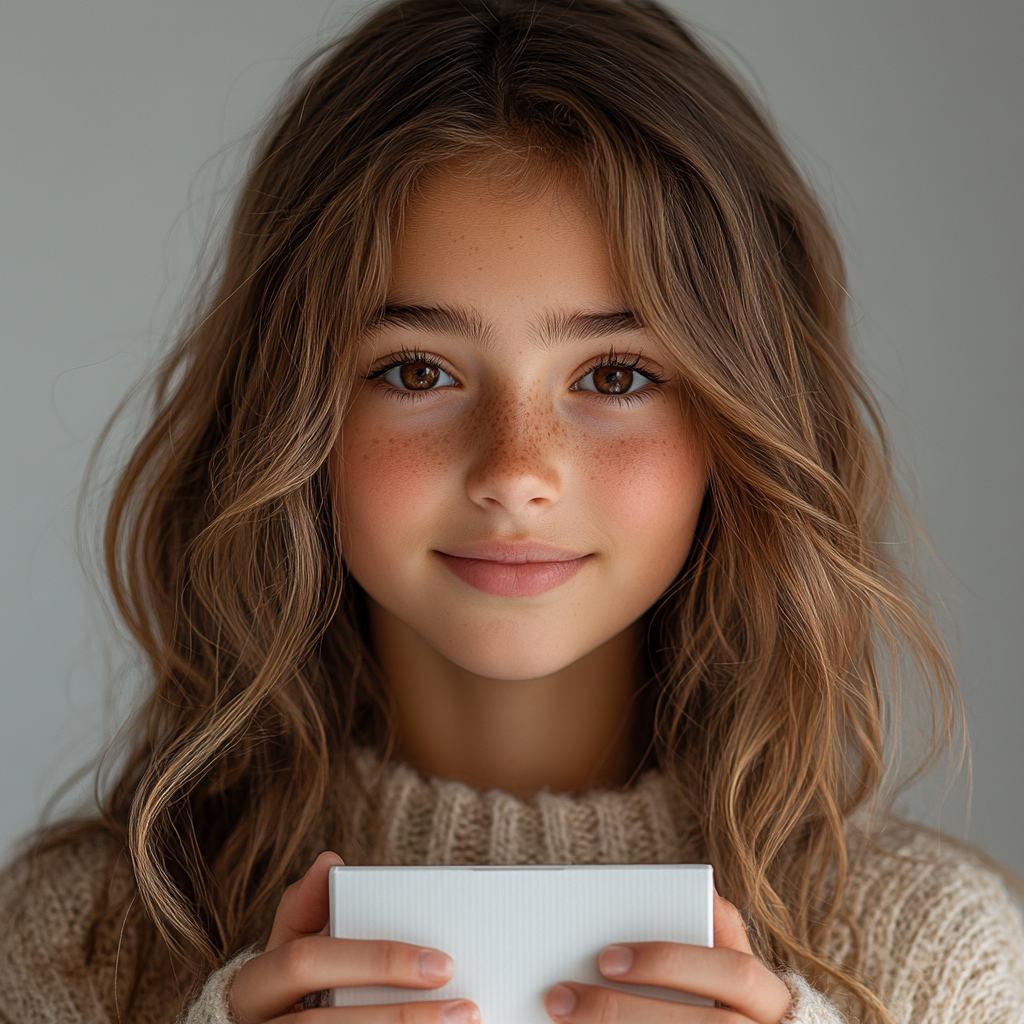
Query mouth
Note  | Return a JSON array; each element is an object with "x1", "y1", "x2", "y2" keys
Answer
[{"x1": 434, "y1": 541, "x2": 592, "y2": 597}]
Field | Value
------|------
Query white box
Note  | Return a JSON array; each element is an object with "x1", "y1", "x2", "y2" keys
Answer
[{"x1": 329, "y1": 863, "x2": 714, "y2": 1024}]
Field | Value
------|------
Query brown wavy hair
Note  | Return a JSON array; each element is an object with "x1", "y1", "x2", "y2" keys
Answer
[{"x1": 36, "y1": 0, "x2": 959, "y2": 1019}]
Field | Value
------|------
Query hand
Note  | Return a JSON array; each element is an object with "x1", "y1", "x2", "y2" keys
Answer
[
  {"x1": 544, "y1": 888, "x2": 791, "y2": 1024},
  {"x1": 229, "y1": 851, "x2": 481, "y2": 1024}
]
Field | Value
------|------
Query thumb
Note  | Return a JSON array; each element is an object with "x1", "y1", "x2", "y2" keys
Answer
[
  {"x1": 713, "y1": 885, "x2": 754, "y2": 955},
  {"x1": 266, "y1": 851, "x2": 344, "y2": 951}
]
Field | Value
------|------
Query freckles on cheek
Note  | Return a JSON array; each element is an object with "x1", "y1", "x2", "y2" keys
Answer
[
  {"x1": 586, "y1": 430, "x2": 706, "y2": 533},
  {"x1": 339, "y1": 422, "x2": 458, "y2": 542}
]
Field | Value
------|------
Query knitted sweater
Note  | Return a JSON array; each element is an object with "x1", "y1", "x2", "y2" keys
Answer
[{"x1": 1, "y1": 760, "x2": 1022, "y2": 1024}]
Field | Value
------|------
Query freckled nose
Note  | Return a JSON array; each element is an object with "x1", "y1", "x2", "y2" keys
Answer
[{"x1": 465, "y1": 391, "x2": 563, "y2": 515}]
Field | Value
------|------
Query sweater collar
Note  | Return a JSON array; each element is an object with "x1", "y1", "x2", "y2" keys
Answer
[{"x1": 355, "y1": 754, "x2": 694, "y2": 867}]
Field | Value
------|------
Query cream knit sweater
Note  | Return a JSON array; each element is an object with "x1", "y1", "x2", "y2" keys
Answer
[{"x1": 1, "y1": 760, "x2": 1022, "y2": 1024}]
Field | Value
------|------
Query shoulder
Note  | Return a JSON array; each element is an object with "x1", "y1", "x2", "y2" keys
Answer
[
  {"x1": 841, "y1": 819, "x2": 1024, "y2": 949},
  {"x1": 0, "y1": 826, "x2": 125, "y2": 946},
  {"x1": 0, "y1": 825, "x2": 180, "y2": 1024},
  {"x1": 829, "y1": 819, "x2": 1024, "y2": 1024}
]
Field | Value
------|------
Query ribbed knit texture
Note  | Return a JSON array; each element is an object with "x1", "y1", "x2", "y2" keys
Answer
[
  {"x1": 370, "y1": 757, "x2": 691, "y2": 867},
  {"x1": 1, "y1": 757, "x2": 1022, "y2": 1024}
]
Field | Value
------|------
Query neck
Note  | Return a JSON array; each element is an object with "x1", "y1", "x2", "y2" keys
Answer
[{"x1": 367, "y1": 599, "x2": 645, "y2": 798}]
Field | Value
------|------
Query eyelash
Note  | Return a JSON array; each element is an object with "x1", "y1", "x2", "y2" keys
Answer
[
  {"x1": 365, "y1": 349, "x2": 668, "y2": 405},
  {"x1": 571, "y1": 351, "x2": 669, "y2": 406},
  {"x1": 365, "y1": 350, "x2": 458, "y2": 404}
]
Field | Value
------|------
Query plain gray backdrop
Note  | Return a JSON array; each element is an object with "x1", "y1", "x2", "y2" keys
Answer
[{"x1": 2, "y1": 1, "x2": 1022, "y2": 874}]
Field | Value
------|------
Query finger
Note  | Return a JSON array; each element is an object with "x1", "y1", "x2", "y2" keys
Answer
[
  {"x1": 231, "y1": 936, "x2": 455, "y2": 1024},
  {"x1": 596, "y1": 944, "x2": 790, "y2": 1024},
  {"x1": 545, "y1": 981, "x2": 750, "y2": 1024},
  {"x1": 713, "y1": 892, "x2": 753, "y2": 955},
  {"x1": 266, "y1": 1000, "x2": 479, "y2": 1024},
  {"x1": 267, "y1": 852, "x2": 345, "y2": 950}
]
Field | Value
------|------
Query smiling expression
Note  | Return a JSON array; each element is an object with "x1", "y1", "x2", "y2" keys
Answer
[{"x1": 333, "y1": 166, "x2": 707, "y2": 681}]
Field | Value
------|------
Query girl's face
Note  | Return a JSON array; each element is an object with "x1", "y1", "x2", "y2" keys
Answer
[{"x1": 335, "y1": 167, "x2": 707, "y2": 681}]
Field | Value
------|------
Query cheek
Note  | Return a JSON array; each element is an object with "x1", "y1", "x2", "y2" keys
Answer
[
  {"x1": 335, "y1": 414, "x2": 461, "y2": 555},
  {"x1": 582, "y1": 425, "x2": 706, "y2": 558}
]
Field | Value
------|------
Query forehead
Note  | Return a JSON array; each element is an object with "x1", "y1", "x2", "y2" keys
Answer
[{"x1": 387, "y1": 165, "x2": 622, "y2": 316}]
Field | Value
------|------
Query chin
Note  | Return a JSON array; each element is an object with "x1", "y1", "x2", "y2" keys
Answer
[{"x1": 430, "y1": 630, "x2": 592, "y2": 682}]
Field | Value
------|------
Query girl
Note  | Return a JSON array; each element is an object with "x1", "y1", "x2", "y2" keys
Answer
[{"x1": 1, "y1": 1, "x2": 1021, "y2": 1023}]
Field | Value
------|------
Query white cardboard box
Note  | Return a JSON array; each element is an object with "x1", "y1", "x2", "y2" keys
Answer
[{"x1": 329, "y1": 863, "x2": 714, "y2": 1024}]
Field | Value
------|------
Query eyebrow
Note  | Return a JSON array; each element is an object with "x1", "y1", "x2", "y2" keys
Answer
[
  {"x1": 369, "y1": 304, "x2": 492, "y2": 345},
  {"x1": 368, "y1": 304, "x2": 645, "y2": 349},
  {"x1": 540, "y1": 309, "x2": 645, "y2": 347}
]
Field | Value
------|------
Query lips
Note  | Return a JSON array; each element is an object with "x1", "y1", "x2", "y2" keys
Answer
[{"x1": 434, "y1": 541, "x2": 591, "y2": 597}]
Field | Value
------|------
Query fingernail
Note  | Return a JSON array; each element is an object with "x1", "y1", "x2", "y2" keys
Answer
[
  {"x1": 441, "y1": 1000, "x2": 479, "y2": 1024},
  {"x1": 599, "y1": 944, "x2": 633, "y2": 977},
  {"x1": 419, "y1": 949, "x2": 453, "y2": 981},
  {"x1": 546, "y1": 984, "x2": 577, "y2": 1017}
]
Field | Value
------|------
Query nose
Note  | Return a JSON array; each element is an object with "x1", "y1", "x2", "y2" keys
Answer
[{"x1": 464, "y1": 388, "x2": 563, "y2": 516}]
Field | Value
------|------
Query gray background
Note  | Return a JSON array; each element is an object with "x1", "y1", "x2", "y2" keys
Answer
[{"x1": 2, "y1": 2, "x2": 1021, "y2": 873}]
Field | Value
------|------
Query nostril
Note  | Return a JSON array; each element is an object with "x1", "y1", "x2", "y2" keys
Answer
[{"x1": 466, "y1": 468, "x2": 561, "y2": 515}]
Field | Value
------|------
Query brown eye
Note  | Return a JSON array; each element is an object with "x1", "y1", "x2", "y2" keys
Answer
[
  {"x1": 378, "y1": 358, "x2": 456, "y2": 391},
  {"x1": 592, "y1": 366, "x2": 633, "y2": 394},
  {"x1": 399, "y1": 361, "x2": 440, "y2": 389},
  {"x1": 573, "y1": 360, "x2": 658, "y2": 398}
]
